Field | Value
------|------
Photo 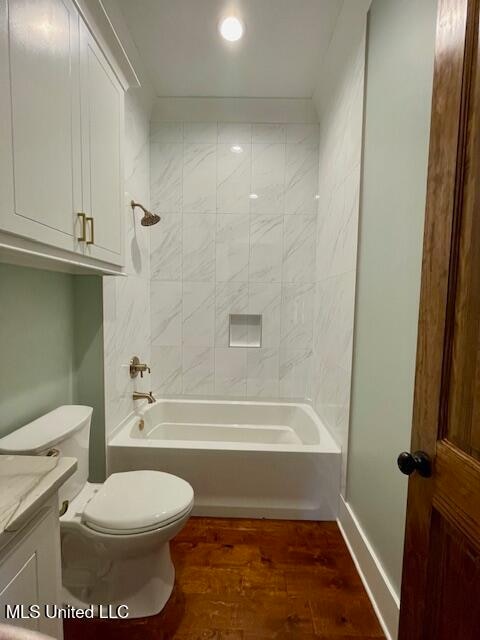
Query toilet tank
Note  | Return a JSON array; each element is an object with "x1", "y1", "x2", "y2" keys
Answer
[{"x1": 0, "y1": 405, "x2": 93, "y2": 503}]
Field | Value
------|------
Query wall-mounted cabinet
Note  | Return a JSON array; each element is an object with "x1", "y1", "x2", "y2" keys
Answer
[{"x1": 0, "y1": 0, "x2": 125, "y2": 272}]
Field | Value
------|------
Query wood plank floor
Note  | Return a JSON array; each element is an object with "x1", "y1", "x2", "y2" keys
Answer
[{"x1": 64, "y1": 517, "x2": 385, "y2": 640}]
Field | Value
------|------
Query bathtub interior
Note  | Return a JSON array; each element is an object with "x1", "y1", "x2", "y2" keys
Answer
[
  {"x1": 141, "y1": 423, "x2": 303, "y2": 445},
  {"x1": 126, "y1": 399, "x2": 338, "y2": 451}
]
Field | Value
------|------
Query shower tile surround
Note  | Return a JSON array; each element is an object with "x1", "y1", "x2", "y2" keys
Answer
[
  {"x1": 150, "y1": 122, "x2": 319, "y2": 398},
  {"x1": 103, "y1": 89, "x2": 153, "y2": 439},
  {"x1": 312, "y1": 29, "x2": 367, "y2": 490}
]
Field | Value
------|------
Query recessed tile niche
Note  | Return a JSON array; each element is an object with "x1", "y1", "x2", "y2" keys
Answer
[{"x1": 229, "y1": 314, "x2": 262, "y2": 348}]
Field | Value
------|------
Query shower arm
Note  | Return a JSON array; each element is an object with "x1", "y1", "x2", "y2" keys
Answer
[{"x1": 131, "y1": 200, "x2": 149, "y2": 215}]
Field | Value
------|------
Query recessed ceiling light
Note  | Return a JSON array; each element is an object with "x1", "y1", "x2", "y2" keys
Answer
[
  {"x1": 315, "y1": 194, "x2": 320, "y2": 200},
  {"x1": 231, "y1": 145, "x2": 243, "y2": 153},
  {"x1": 219, "y1": 16, "x2": 244, "y2": 42},
  {"x1": 249, "y1": 193, "x2": 258, "y2": 200}
]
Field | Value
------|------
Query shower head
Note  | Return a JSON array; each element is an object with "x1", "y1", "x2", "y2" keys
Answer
[
  {"x1": 131, "y1": 200, "x2": 161, "y2": 227},
  {"x1": 140, "y1": 211, "x2": 161, "y2": 226}
]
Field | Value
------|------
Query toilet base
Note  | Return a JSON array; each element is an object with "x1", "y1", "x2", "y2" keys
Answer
[
  {"x1": 60, "y1": 482, "x2": 192, "y2": 619},
  {"x1": 62, "y1": 538, "x2": 176, "y2": 619}
]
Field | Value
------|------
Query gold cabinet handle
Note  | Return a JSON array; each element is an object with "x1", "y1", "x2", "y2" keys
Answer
[
  {"x1": 77, "y1": 213, "x2": 87, "y2": 242},
  {"x1": 86, "y1": 216, "x2": 94, "y2": 245}
]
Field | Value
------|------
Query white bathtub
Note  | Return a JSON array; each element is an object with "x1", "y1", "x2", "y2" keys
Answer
[{"x1": 108, "y1": 399, "x2": 341, "y2": 520}]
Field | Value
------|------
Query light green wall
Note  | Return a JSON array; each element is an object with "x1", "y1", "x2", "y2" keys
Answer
[
  {"x1": 73, "y1": 277, "x2": 105, "y2": 481},
  {"x1": 346, "y1": 0, "x2": 437, "y2": 596},
  {"x1": 0, "y1": 264, "x2": 76, "y2": 432},
  {"x1": 0, "y1": 264, "x2": 105, "y2": 481}
]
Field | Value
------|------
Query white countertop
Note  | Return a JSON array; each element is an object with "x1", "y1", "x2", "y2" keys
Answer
[{"x1": 0, "y1": 455, "x2": 77, "y2": 550}]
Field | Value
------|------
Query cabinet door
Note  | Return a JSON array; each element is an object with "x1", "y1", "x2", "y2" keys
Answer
[
  {"x1": 0, "y1": 0, "x2": 83, "y2": 252},
  {"x1": 80, "y1": 20, "x2": 124, "y2": 267},
  {"x1": 0, "y1": 501, "x2": 63, "y2": 639}
]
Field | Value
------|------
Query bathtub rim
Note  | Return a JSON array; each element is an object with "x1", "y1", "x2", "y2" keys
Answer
[{"x1": 108, "y1": 398, "x2": 340, "y2": 455}]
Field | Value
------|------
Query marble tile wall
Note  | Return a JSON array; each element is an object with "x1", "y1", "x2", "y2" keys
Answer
[
  {"x1": 312, "y1": 33, "x2": 366, "y2": 491},
  {"x1": 103, "y1": 88, "x2": 153, "y2": 438},
  {"x1": 149, "y1": 121, "x2": 320, "y2": 399}
]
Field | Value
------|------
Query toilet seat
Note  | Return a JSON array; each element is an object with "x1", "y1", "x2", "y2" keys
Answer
[{"x1": 81, "y1": 470, "x2": 194, "y2": 535}]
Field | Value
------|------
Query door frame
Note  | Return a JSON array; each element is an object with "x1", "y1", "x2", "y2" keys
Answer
[{"x1": 399, "y1": 0, "x2": 478, "y2": 637}]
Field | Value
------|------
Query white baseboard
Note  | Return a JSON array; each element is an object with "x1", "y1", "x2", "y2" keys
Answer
[{"x1": 337, "y1": 496, "x2": 400, "y2": 640}]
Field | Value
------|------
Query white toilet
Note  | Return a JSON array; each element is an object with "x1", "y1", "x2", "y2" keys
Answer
[{"x1": 0, "y1": 405, "x2": 194, "y2": 618}]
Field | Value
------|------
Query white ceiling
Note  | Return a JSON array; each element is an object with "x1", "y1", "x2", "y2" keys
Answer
[{"x1": 115, "y1": 0, "x2": 343, "y2": 98}]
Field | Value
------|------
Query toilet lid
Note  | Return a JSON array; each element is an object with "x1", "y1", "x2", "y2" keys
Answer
[{"x1": 82, "y1": 470, "x2": 194, "y2": 534}]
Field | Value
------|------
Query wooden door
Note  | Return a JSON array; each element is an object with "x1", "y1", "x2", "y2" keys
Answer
[
  {"x1": 0, "y1": 0, "x2": 83, "y2": 251},
  {"x1": 80, "y1": 19, "x2": 124, "y2": 267},
  {"x1": 399, "y1": 0, "x2": 480, "y2": 638}
]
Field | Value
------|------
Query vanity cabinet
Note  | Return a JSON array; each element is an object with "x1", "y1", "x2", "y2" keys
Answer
[
  {"x1": 0, "y1": 496, "x2": 63, "y2": 639},
  {"x1": 0, "y1": 0, "x2": 124, "y2": 269}
]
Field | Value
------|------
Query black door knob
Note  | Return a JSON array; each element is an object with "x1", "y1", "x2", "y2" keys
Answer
[{"x1": 397, "y1": 451, "x2": 432, "y2": 478}]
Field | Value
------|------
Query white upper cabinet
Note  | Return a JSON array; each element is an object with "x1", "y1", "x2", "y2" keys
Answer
[
  {"x1": 0, "y1": 0, "x2": 125, "y2": 269},
  {"x1": 80, "y1": 20, "x2": 123, "y2": 265},
  {"x1": 0, "y1": 0, "x2": 82, "y2": 250}
]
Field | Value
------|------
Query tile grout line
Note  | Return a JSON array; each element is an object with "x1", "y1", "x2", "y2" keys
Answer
[
  {"x1": 180, "y1": 122, "x2": 185, "y2": 395},
  {"x1": 214, "y1": 121, "x2": 218, "y2": 395},
  {"x1": 246, "y1": 124, "x2": 254, "y2": 397},
  {"x1": 279, "y1": 134, "x2": 287, "y2": 398}
]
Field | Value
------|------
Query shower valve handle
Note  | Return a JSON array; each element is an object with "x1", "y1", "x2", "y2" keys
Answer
[{"x1": 130, "y1": 356, "x2": 151, "y2": 379}]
